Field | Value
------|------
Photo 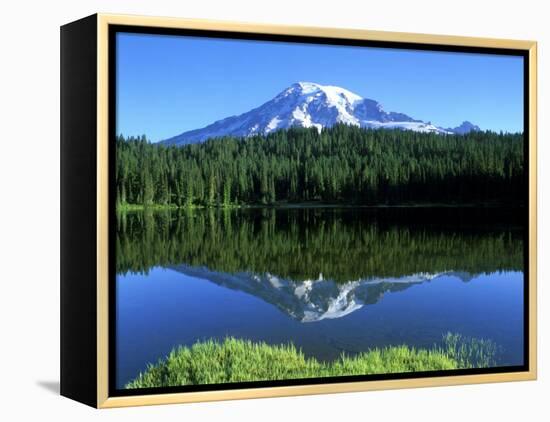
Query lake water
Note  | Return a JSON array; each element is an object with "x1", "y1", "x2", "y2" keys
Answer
[{"x1": 115, "y1": 207, "x2": 524, "y2": 388}]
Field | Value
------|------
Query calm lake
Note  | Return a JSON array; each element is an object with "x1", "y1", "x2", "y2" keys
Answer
[{"x1": 115, "y1": 207, "x2": 525, "y2": 388}]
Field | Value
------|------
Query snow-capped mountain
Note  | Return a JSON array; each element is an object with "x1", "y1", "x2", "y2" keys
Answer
[
  {"x1": 162, "y1": 82, "x2": 480, "y2": 146},
  {"x1": 169, "y1": 264, "x2": 475, "y2": 322}
]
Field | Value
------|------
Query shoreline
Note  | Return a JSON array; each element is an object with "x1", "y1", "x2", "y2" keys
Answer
[
  {"x1": 117, "y1": 201, "x2": 525, "y2": 212},
  {"x1": 124, "y1": 334, "x2": 496, "y2": 389}
]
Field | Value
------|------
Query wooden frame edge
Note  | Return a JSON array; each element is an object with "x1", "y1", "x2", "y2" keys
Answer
[
  {"x1": 528, "y1": 41, "x2": 537, "y2": 381},
  {"x1": 95, "y1": 13, "x2": 537, "y2": 408},
  {"x1": 97, "y1": 13, "x2": 109, "y2": 408},
  {"x1": 97, "y1": 12, "x2": 537, "y2": 49},
  {"x1": 99, "y1": 371, "x2": 535, "y2": 408}
]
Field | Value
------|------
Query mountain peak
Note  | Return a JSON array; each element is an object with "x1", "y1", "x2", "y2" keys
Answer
[
  {"x1": 446, "y1": 120, "x2": 481, "y2": 135},
  {"x1": 284, "y1": 82, "x2": 364, "y2": 105},
  {"x1": 290, "y1": 81, "x2": 322, "y2": 92},
  {"x1": 162, "y1": 82, "x2": 480, "y2": 145}
]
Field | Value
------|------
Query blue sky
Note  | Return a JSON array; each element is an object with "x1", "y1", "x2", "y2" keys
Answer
[{"x1": 116, "y1": 32, "x2": 524, "y2": 142}]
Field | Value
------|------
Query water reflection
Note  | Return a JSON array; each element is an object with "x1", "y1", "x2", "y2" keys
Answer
[
  {"x1": 115, "y1": 207, "x2": 524, "y2": 387},
  {"x1": 169, "y1": 264, "x2": 475, "y2": 322},
  {"x1": 116, "y1": 207, "x2": 523, "y2": 279}
]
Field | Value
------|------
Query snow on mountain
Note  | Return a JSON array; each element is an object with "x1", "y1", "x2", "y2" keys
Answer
[
  {"x1": 162, "y1": 82, "x2": 479, "y2": 146},
  {"x1": 169, "y1": 264, "x2": 475, "y2": 322}
]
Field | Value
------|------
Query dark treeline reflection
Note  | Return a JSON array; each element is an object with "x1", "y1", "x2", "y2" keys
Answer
[{"x1": 115, "y1": 207, "x2": 523, "y2": 281}]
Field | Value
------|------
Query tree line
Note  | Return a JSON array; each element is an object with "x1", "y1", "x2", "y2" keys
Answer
[{"x1": 116, "y1": 125, "x2": 524, "y2": 207}]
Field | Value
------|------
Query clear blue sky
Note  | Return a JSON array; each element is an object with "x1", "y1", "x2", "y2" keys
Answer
[{"x1": 116, "y1": 32, "x2": 524, "y2": 142}]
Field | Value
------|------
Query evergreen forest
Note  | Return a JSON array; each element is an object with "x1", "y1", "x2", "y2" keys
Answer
[{"x1": 115, "y1": 125, "x2": 524, "y2": 208}]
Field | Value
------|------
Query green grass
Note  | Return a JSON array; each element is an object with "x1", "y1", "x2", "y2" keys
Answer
[
  {"x1": 125, "y1": 334, "x2": 496, "y2": 389},
  {"x1": 440, "y1": 332, "x2": 497, "y2": 368}
]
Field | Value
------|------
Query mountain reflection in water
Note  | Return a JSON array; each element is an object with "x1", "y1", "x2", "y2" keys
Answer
[
  {"x1": 169, "y1": 264, "x2": 475, "y2": 322},
  {"x1": 115, "y1": 207, "x2": 525, "y2": 387}
]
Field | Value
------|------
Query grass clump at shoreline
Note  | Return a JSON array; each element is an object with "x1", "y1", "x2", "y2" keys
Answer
[
  {"x1": 125, "y1": 334, "x2": 496, "y2": 389},
  {"x1": 440, "y1": 332, "x2": 497, "y2": 368}
]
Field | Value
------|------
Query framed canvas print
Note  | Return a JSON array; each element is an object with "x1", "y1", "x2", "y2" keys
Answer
[{"x1": 60, "y1": 13, "x2": 537, "y2": 408}]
